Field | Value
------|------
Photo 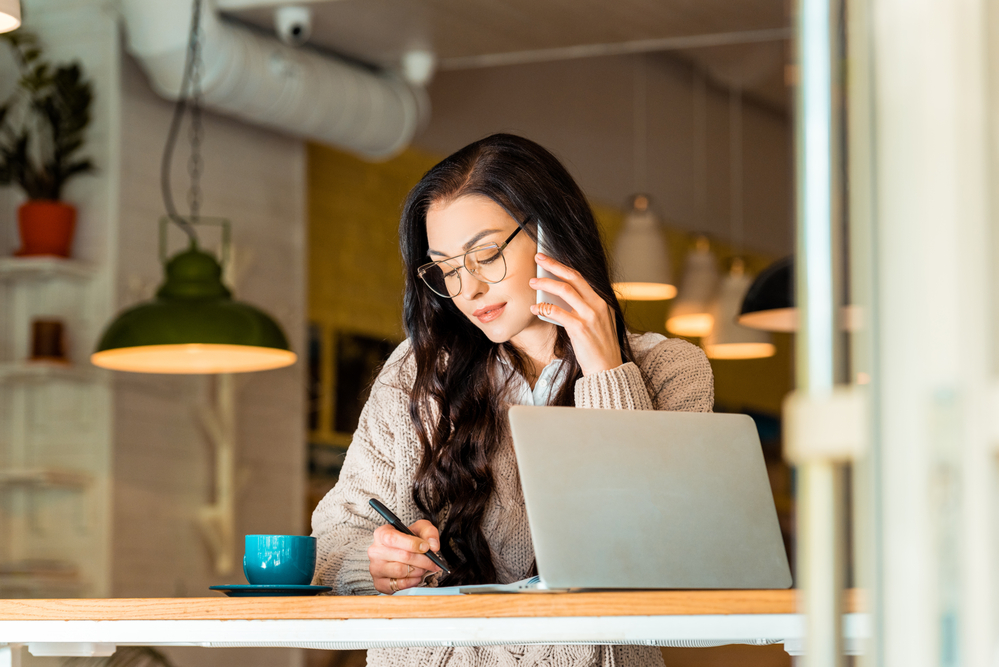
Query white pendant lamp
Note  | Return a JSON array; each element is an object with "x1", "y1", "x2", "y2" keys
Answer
[
  {"x1": 612, "y1": 194, "x2": 676, "y2": 300},
  {"x1": 667, "y1": 68, "x2": 718, "y2": 337},
  {"x1": 0, "y1": 0, "x2": 21, "y2": 32},
  {"x1": 613, "y1": 57, "x2": 675, "y2": 301},
  {"x1": 666, "y1": 236, "x2": 719, "y2": 337},
  {"x1": 700, "y1": 86, "x2": 774, "y2": 359},
  {"x1": 704, "y1": 258, "x2": 776, "y2": 359}
]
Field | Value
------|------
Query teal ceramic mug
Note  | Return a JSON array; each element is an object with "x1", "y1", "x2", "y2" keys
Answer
[{"x1": 243, "y1": 535, "x2": 317, "y2": 586}]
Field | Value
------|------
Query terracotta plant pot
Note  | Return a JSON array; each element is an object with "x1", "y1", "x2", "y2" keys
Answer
[{"x1": 16, "y1": 200, "x2": 77, "y2": 258}]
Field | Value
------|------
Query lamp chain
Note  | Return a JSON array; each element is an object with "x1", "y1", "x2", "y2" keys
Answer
[
  {"x1": 693, "y1": 67, "x2": 708, "y2": 232},
  {"x1": 187, "y1": 2, "x2": 204, "y2": 224},
  {"x1": 160, "y1": 0, "x2": 205, "y2": 245},
  {"x1": 729, "y1": 87, "x2": 744, "y2": 255},
  {"x1": 633, "y1": 54, "x2": 647, "y2": 194}
]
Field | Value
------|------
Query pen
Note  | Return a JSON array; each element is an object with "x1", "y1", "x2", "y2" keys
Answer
[{"x1": 368, "y1": 498, "x2": 451, "y2": 575}]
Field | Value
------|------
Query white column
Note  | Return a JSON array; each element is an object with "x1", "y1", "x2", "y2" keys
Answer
[
  {"x1": 868, "y1": 0, "x2": 995, "y2": 666},
  {"x1": 794, "y1": 1, "x2": 847, "y2": 666}
]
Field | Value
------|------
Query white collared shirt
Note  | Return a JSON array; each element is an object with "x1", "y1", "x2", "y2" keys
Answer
[{"x1": 501, "y1": 357, "x2": 568, "y2": 406}]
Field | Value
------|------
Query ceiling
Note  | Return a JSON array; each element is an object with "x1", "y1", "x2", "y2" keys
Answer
[{"x1": 224, "y1": 0, "x2": 791, "y2": 111}]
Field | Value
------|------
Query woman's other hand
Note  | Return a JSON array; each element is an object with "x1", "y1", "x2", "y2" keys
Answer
[
  {"x1": 529, "y1": 253, "x2": 622, "y2": 376},
  {"x1": 368, "y1": 519, "x2": 442, "y2": 594}
]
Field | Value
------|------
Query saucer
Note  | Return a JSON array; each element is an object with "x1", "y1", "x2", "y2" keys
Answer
[{"x1": 209, "y1": 584, "x2": 332, "y2": 597}]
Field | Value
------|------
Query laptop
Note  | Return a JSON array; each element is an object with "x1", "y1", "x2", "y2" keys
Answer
[{"x1": 503, "y1": 406, "x2": 792, "y2": 591}]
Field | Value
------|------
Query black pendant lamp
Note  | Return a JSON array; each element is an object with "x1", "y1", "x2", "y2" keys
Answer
[
  {"x1": 737, "y1": 256, "x2": 796, "y2": 332},
  {"x1": 91, "y1": 0, "x2": 295, "y2": 374},
  {"x1": 738, "y1": 256, "x2": 861, "y2": 333}
]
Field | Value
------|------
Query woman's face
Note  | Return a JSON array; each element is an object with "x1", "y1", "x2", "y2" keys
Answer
[{"x1": 425, "y1": 195, "x2": 543, "y2": 344}]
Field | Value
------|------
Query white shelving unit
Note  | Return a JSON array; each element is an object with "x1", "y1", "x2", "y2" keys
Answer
[
  {"x1": 0, "y1": 255, "x2": 110, "y2": 599},
  {"x1": 0, "y1": 0, "x2": 124, "y2": 616},
  {"x1": 0, "y1": 468, "x2": 93, "y2": 489},
  {"x1": 0, "y1": 361, "x2": 101, "y2": 383},
  {"x1": 0, "y1": 256, "x2": 96, "y2": 282}
]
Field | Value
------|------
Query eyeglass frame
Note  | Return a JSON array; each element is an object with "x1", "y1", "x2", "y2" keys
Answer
[{"x1": 417, "y1": 220, "x2": 528, "y2": 299}]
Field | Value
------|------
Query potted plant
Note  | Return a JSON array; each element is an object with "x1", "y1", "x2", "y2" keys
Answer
[{"x1": 0, "y1": 30, "x2": 93, "y2": 258}]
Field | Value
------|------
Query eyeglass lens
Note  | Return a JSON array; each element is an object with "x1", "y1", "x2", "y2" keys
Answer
[{"x1": 423, "y1": 246, "x2": 508, "y2": 297}]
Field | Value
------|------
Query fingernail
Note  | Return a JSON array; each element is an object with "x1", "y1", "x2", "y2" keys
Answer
[
  {"x1": 529, "y1": 278, "x2": 537, "y2": 285},
  {"x1": 536, "y1": 253, "x2": 546, "y2": 261},
  {"x1": 430, "y1": 539, "x2": 440, "y2": 551},
  {"x1": 419, "y1": 542, "x2": 429, "y2": 552}
]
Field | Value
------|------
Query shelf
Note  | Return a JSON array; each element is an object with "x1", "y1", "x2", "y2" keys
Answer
[
  {"x1": 0, "y1": 560, "x2": 84, "y2": 598},
  {"x1": 0, "y1": 559, "x2": 79, "y2": 577},
  {"x1": 0, "y1": 580, "x2": 85, "y2": 599},
  {"x1": 0, "y1": 361, "x2": 101, "y2": 384},
  {"x1": 0, "y1": 468, "x2": 92, "y2": 489},
  {"x1": 0, "y1": 256, "x2": 96, "y2": 282}
]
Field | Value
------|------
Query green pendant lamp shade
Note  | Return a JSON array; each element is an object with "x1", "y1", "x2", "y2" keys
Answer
[
  {"x1": 92, "y1": 246, "x2": 295, "y2": 374},
  {"x1": 92, "y1": 2, "x2": 294, "y2": 375}
]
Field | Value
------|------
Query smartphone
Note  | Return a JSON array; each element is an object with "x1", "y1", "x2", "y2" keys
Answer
[{"x1": 535, "y1": 222, "x2": 573, "y2": 326}]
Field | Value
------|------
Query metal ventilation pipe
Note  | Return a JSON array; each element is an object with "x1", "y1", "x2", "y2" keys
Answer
[{"x1": 119, "y1": 0, "x2": 428, "y2": 159}]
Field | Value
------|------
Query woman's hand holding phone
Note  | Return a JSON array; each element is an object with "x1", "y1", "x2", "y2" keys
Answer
[
  {"x1": 368, "y1": 519, "x2": 442, "y2": 594},
  {"x1": 530, "y1": 253, "x2": 623, "y2": 376}
]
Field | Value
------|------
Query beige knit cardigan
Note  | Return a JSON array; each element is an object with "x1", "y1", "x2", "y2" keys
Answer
[{"x1": 312, "y1": 331, "x2": 715, "y2": 667}]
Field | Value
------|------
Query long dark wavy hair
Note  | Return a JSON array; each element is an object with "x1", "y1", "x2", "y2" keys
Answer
[{"x1": 399, "y1": 134, "x2": 635, "y2": 585}]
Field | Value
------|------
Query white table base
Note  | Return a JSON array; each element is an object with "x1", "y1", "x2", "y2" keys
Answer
[{"x1": 0, "y1": 613, "x2": 868, "y2": 659}]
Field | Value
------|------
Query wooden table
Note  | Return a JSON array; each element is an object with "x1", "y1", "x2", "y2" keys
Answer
[{"x1": 0, "y1": 590, "x2": 868, "y2": 661}]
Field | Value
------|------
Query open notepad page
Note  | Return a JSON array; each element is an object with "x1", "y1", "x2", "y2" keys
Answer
[{"x1": 392, "y1": 575, "x2": 545, "y2": 596}]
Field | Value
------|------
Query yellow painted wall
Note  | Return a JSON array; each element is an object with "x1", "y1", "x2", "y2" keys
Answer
[
  {"x1": 307, "y1": 143, "x2": 440, "y2": 445},
  {"x1": 308, "y1": 143, "x2": 440, "y2": 340},
  {"x1": 308, "y1": 142, "x2": 793, "y2": 437}
]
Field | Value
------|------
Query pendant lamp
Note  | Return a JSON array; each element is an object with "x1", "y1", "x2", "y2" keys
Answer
[
  {"x1": 703, "y1": 258, "x2": 776, "y2": 359},
  {"x1": 0, "y1": 0, "x2": 20, "y2": 33},
  {"x1": 666, "y1": 236, "x2": 719, "y2": 337},
  {"x1": 91, "y1": 0, "x2": 295, "y2": 374},
  {"x1": 738, "y1": 256, "x2": 861, "y2": 332},
  {"x1": 701, "y1": 87, "x2": 774, "y2": 359},
  {"x1": 738, "y1": 256, "x2": 796, "y2": 332},
  {"x1": 612, "y1": 194, "x2": 676, "y2": 300},
  {"x1": 667, "y1": 69, "x2": 718, "y2": 337},
  {"x1": 613, "y1": 58, "x2": 674, "y2": 301},
  {"x1": 92, "y1": 220, "x2": 295, "y2": 373}
]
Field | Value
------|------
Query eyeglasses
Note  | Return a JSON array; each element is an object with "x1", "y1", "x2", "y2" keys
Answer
[{"x1": 418, "y1": 225, "x2": 524, "y2": 298}]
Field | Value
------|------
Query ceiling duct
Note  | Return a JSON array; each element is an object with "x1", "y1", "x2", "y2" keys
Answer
[{"x1": 119, "y1": 0, "x2": 428, "y2": 159}]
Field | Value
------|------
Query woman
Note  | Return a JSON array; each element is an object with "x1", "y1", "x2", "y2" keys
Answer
[{"x1": 312, "y1": 134, "x2": 714, "y2": 667}]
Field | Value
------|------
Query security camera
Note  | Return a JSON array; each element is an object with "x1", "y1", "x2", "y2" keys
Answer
[{"x1": 275, "y1": 6, "x2": 312, "y2": 47}]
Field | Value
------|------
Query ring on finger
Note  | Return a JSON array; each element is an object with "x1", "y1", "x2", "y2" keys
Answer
[
  {"x1": 389, "y1": 578, "x2": 398, "y2": 593},
  {"x1": 406, "y1": 564, "x2": 413, "y2": 576}
]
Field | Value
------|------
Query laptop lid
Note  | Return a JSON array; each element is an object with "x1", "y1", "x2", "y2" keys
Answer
[{"x1": 508, "y1": 406, "x2": 792, "y2": 590}]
